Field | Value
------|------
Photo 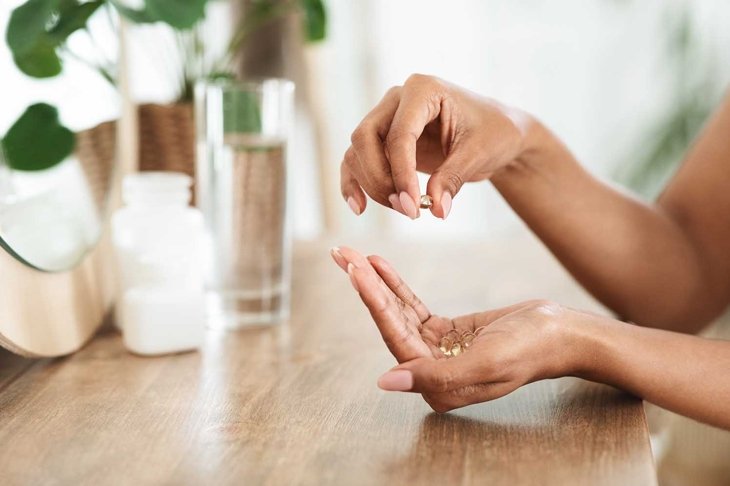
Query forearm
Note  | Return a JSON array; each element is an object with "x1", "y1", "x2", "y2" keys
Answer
[
  {"x1": 569, "y1": 312, "x2": 730, "y2": 430},
  {"x1": 492, "y1": 120, "x2": 719, "y2": 332}
]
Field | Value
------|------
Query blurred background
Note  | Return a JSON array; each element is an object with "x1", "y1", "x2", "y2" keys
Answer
[{"x1": 2, "y1": 0, "x2": 730, "y2": 245}]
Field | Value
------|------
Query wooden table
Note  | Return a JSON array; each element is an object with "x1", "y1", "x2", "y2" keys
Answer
[{"x1": 0, "y1": 237, "x2": 656, "y2": 485}]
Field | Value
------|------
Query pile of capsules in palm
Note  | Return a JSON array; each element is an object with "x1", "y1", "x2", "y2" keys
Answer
[{"x1": 438, "y1": 326, "x2": 486, "y2": 357}]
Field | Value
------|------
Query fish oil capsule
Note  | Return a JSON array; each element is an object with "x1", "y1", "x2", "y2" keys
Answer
[
  {"x1": 419, "y1": 195, "x2": 433, "y2": 209},
  {"x1": 439, "y1": 337, "x2": 453, "y2": 357},
  {"x1": 450, "y1": 342, "x2": 462, "y2": 357},
  {"x1": 461, "y1": 332, "x2": 475, "y2": 349},
  {"x1": 445, "y1": 329, "x2": 460, "y2": 341}
]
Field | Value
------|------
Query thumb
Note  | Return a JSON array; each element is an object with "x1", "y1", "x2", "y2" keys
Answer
[
  {"x1": 378, "y1": 352, "x2": 485, "y2": 394},
  {"x1": 425, "y1": 150, "x2": 473, "y2": 219}
]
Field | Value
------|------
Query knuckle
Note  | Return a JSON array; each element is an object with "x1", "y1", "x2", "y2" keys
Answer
[
  {"x1": 438, "y1": 170, "x2": 464, "y2": 195},
  {"x1": 424, "y1": 395, "x2": 453, "y2": 414},
  {"x1": 382, "y1": 329, "x2": 412, "y2": 353},
  {"x1": 405, "y1": 73, "x2": 433, "y2": 87},
  {"x1": 385, "y1": 126, "x2": 414, "y2": 147},
  {"x1": 350, "y1": 125, "x2": 370, "y2": 147},
  {"x1": 525, "y1": 299, "x2": 563, "y2": 317},
  {"x1": 389, "y1": 164, "x2": 413, "y2": 180},
  {"x1": 430, "y1": 370, "x2": 455, "y2": 393},
  {"x1": 385, "y1": 85, "x2": 402, "y2": 97},
  {"x1": 343, "y1": 149, "x2": 358, "y2": 168}
]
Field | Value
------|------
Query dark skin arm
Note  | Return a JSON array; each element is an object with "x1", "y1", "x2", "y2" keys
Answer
[
  {"x1": 331, "y1": 246, "x2": 730, "y2": 430},
  {"x1": 492, "y1": 91, "x2": 730, "y2": 332},
  {"x1": 341, "y1": 75, "x2": 730, "y2": 332}
]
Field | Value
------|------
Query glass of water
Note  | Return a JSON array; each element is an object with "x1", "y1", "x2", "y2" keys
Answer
[{"x1": 195, "y1": 78, "x2": 294, "y2": 329}]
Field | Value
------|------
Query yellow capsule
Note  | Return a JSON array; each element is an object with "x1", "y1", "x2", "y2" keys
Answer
[
  {"x1": 445, "y1": 329, "x2": 460, "y2": 341},
  {"x1": 419, "y1": 194, "x2": 433, "y2": 209},
  {"x1": 439, "y1": 337, "x2": 453, "y2": 357},
  {"x1": 450, "y1": 342, "x2": 462, "y2": 356},
  {"x1": 461, "y1": 332, "x2": 475, "y2": 349}
]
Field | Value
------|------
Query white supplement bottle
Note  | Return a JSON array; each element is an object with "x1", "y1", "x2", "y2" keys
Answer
[{"x1": 111, "y1": 172, "x2": 206, "y2": 355}]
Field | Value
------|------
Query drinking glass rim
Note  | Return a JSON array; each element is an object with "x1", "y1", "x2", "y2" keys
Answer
[{"x1": 199, "y1": 77, "x2": 295, "y2": 94}]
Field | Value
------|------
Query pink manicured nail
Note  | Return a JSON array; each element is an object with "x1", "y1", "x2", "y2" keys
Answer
[
  {"x1": 388, "y1": 193, "x2": 405, "y2": 215},
  {"x1": 398, "y1": 192, "x2": 419, "y2": 219},
  {"x1": 347, "y1": 197, "x2": 361, "y2": 215},
  {"x1": 347, "y1": 263, "x2": 360, "y2": 292},
  {"x1": 377, "y1": 370, "x2": 414, "y2": 391},
  {"x1": 330, "y1": 247, "x2": 348, "y2": 271},
  {"x1": 441, "y1": 192, "x2": 452, "y2": 220}
]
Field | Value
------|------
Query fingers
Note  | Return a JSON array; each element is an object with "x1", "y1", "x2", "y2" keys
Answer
[
  {"x1": 349, "y1": 264, "x2": 433, "y2": 362},
  {"x1": 424, "y1": 149, "x2": 475, "y2": 219},
  {"x1": 376, "y1": 362, "x2": 514, "y2": 413},
  {"x1": 330, "y1": 246, "x2": 432, "y2": 362},
  {"x1": 385, "y1": 75, "x2": 445, "y2": 217},
  {"x1": 367, "y1": 255, "x2": 430, "y2": 323},
  {"x1": 330, "y1": 246, "x2": 372, "y2": 272},
  {"x1": 346, "y1": 88, "x2": 402, "y2": 214},
  {"x1": 378, "y1": 352, "x2": 491, "y2": 394},
  {"x1": 340, "y1": 153, "x2": 367, "y2": 215}
]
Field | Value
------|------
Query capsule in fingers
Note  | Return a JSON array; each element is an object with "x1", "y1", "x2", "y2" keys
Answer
[{"x1": 419, "y1": 195, "x2": 433, "y2": 209}]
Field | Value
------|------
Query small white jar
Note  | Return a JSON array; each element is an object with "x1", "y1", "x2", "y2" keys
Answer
[{"x1": 111, "y1": 172, "x2": 206, "y2": 355}]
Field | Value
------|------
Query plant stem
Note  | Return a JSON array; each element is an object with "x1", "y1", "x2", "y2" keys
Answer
[{"x1": 219, "y1": 0, "x2": 299, "y2": 74}]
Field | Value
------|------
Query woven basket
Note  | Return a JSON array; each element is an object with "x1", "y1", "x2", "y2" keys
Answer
[
  {"x1": 137, "y1": 102, "x2": 195, "y2": 184},
  {"x1": 75, "y1": 120, "x2": 117, "y2": 214}
]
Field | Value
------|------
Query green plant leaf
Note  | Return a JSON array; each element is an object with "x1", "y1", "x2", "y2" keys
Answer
[
  {"x1": 300, "y1": 0, "x2": 326, "y2": 42},
  {"x1": 110, "y1": 0, "x2": 208, "y2": 29},
  {"x1": 6, "y1": 0, "x2": 64, "y2": 77},
  {"x1": 12, "y1": 39, "x2": 63, "y2": 77},
  {"x1": 109, "y1": 0, "x2": 157, "y2": 23},
  {"x1": 6, "y1": 0, "x2": 58, "y2": 54},
  {"x1": 1, "y1": 103, "x2": 75, "y2": 171},
  {"x1": 223, "y1": 90, "x2": 261, "y2": 133},
  {"x1": 49, "y1": 1, "x2": 104, "y2": 41},
  {"x1": 144, "y1": 0, "x2": 207, "y2": 30}
]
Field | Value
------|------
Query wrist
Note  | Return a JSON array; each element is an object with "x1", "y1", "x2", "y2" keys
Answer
[
  {"x1": 490, "y1": 113, "x2": 569, "y2": 189},
  {"x1": 557, "y1": 309, "x2": 615, "y2": 380}
]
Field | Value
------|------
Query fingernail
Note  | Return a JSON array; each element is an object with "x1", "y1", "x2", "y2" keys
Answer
[
  {"x1": 377, "y1": 370, "x2": 413, "y2": 391},
  {"x1": 388, "y1": 193, "x2": 405, "y2": 215},
  {"x1": 330, "y1": 247, "x2": 348, "y2": 271},
  {"x1": 441, "y1": 192, "x2": 452, "y2": 220},
  {"x1": 347, "y1": 263, "x2": 360, "y2": 292},
  {"x1": 398, "y1": 192, "x2": 419, "y2": 219},
  {"x1": 347, "y1": 197, "x2": 361, "y2": 216}
]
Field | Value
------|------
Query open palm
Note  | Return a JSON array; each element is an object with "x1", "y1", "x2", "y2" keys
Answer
[
  {"x1": 330, "y1": 246, "x2": 561, "y2": 412},
  {"x1": 331, "y1": 246, "x2": 464, "y2": 362}
]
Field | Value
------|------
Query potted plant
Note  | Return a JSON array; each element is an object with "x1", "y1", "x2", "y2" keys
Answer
[
  {"x1": 2, "y1": 0, "x2": 326, "y2": 182},
  {"x1": 1, "y1": 0, "x2": 211, "y2": 176},
  {"x1": 131, "y1": 0, "x2": 327, "y2": 178}
]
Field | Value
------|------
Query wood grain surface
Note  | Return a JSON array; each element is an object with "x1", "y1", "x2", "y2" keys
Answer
[{"x1": 0, "y1": 237, "x2": 656, "y2": 485}]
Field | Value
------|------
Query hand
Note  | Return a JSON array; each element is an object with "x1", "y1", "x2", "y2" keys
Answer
[
  {"x1": 330, "y1": 246, "x2": 579, "y2": 413},
  {"x1": 341, "y1": 74, "x2": 534, "y2": 219}
]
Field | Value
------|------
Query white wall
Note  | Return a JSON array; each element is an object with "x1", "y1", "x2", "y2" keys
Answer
[
  {"x1": 316, "y1": 0, "x2": 730, "y2": 241},
  {"x1": 3, "y1": 1, "x2": 729, "y2": 242}
]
